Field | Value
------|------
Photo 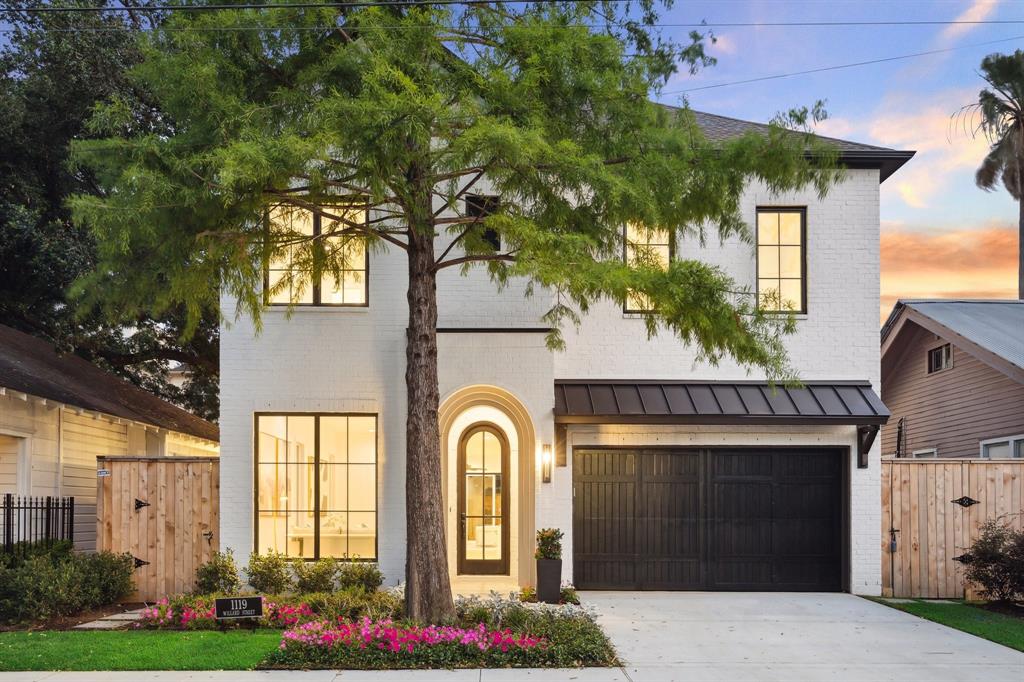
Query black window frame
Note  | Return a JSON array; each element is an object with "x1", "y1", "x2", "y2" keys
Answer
[
  {"x1": 264, "y1": 203, "x2": 370, "y2": 308},
  {"x1": 927, "y1": 343, "x2": 953, "y2": 374},
  {"x1": 253, "y1": 412, "x2": 379, "y2": 562},
  {"x1": 755, "y1": 207, "x2": 808, "y2": 315},
  {"x1": 622, "y1": 223, "x2": 676, "y2": 314},
  {"x1": 465, "y1": 194, "x2": 501, "y2": 251}
]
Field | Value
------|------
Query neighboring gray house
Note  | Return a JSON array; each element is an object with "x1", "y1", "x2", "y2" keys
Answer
[
  {"x1": 219, "y1": 110, "x2": 913, "y2": 596},
  {"x1": 880, "y1": 300, "x2": 1024, "y2": 459},
  {"x1": 0, "y1": 324, "x2": 219, "y2": 549}
]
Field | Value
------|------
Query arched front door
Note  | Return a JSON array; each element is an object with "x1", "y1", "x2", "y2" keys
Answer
[{"x1": 457, "y1": 423, "x2": 510, "y2": 575}]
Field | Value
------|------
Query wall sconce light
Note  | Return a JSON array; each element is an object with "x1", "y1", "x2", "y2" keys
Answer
[{"x1": 541, "y1": 443, "x2": 552, "y2": 483}]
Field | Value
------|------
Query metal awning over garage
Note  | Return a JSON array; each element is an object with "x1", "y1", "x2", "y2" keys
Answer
[
  {"x1": 554, "y1": 380, "x2": 889, "y2": 425},
  {"x1": 554, "y1": 381, "x2": 889, "y2": 468}
]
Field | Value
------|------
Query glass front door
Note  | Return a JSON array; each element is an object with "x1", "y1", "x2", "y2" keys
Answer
[{"x1": 457, "y1": 424, "x2": 509, "y2": 575}]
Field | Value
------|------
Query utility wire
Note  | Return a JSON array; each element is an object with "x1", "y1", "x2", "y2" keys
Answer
[
  {"x1": 7, "y1": 2, "x2": 1024, "y2": 30},
  {"x1": 663, "y1": 34, "x2": 1024, "y2": 94},
  {"x1": 6, "y1": 0, "x2": 621, "y2": 11}
]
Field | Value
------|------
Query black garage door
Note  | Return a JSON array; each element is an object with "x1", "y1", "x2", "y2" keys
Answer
[{"x1": 573, "y1": 448, "x2": 845, "y2": 591}]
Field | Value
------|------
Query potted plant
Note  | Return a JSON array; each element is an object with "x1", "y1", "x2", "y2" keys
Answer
[{"x1": 535, "y1": 528, "x2": 563, "y2": 604}]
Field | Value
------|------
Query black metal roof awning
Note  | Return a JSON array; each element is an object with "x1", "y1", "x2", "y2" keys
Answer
[{"x1": 554, "y1": 380, "x2": 890, "y2": 426}]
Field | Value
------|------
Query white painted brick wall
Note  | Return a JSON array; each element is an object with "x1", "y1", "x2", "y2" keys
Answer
[{"x1": 220, "y1": 168, "x2": 883, "y2": 594}]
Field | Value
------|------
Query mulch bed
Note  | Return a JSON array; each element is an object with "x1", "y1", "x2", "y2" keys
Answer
[{"x1": 0, "y1": 602, "x2": 146, "y2": 632}]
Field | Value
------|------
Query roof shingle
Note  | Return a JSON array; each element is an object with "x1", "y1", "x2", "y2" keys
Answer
[{"x1": 0, "y1": 324, "x2": 218, "y2": 442}]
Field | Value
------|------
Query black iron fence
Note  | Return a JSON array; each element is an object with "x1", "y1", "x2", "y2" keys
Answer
[{"x1": 1, "y1": 494, "x2": 75, "y2": 555}]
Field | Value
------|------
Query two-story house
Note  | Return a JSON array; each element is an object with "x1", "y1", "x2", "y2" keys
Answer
[{"x1": 219, "y1": 111, "x2": 913, "y2": 596}]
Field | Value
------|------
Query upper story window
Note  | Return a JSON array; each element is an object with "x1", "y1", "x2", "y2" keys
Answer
[
  {"x1": 623, "y1": 222, "x2": 673, "y2": 313},
  {"x1": 465, "y1": 195, "x2": 501, "y2": 250},
  {"x1": 255, "y1": 413, "x2": 377, "y2": 560},
  {"x1": 756, "y1": 208, "x2": 806, "y2": 314},
  {"x1": 266, "y1": 203, "x2": 368, "y2": 307},
  {"x1": 980, "y1": 434, "x2": 1024, "y2": 459},
  {"x1": 927, "y1": 343, "x2": 952, "y2": 374}
]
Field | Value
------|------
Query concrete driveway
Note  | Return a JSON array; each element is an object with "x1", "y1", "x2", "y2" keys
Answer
[{"x1": 585, "y1": 591, "x2": 1024, "y2": 682}]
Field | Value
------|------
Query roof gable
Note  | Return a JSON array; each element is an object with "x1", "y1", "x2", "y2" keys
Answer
[
  {"x1": 881, "y1": 300, "x2": 1024, "y2": 385},
  {"x1": 0, "y1": 325, "x2": 218, "y2": 442}
]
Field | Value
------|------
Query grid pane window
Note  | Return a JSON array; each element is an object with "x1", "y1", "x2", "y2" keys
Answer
[
  {"x1": 757, "y1": 209, "x2": 805, "y2": 313},
  {"x1": 266, "y1": 203, "x2": 368, "y2": 306},
  {"x1": 256, "y1": 414, "x2": 377, "y2": 559},
  {"x1": 624, "y1": 222, "x2": 672, "y2": 313}
]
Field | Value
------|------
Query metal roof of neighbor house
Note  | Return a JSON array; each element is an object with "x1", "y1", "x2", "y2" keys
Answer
[
  {"x1": 0, "y1": 324, "x2": 218, "y2": 442},
  {"x1": 686, "y1": 109, "x2": 915, "y2": 182},
  {"x1": 554, "y1": 380, "x2": 889, "y2": 425},
  {"x1": 881, "y1": 300, "x2": 1024, "y2": 380}
]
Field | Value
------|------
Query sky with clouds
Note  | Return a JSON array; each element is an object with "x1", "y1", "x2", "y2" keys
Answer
[{"x1": 651, "y1": 0, "x2": 1020, "y2": 322}]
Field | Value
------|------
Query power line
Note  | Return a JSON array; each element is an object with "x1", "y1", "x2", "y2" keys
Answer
[
  {"x1": 7, "y1": 2, "x2": 1024, "y2": 30},
  {"x1": 6, "y1": 19, "x2": 1024, "y2": 32},
  {"x1": 664, "y1": 34, "x2": 1024, "y2": 94},
  {"x1": 5, "y1": 0, "x2": 621, "y2": 11}
]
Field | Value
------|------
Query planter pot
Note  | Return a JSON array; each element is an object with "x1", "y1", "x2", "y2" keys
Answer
[{"x1": 536, "y1": 558, "x2": 562, "y2": 604}]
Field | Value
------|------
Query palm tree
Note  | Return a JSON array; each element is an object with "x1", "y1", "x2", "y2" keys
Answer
[{"x1": 969, "y1": 50, "x2": 1024, "y2": 299}]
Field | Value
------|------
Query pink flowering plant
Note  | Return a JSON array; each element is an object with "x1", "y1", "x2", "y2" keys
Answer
[
  {"x1": 260, "y1": 593, "x2": 617, "y2": 669},
  {"x1": 136, "y1": 595, "x2": 316, "y2": 630},
  {"x1": 263, "y1": 617, "x2": 551, "y2": 669}
]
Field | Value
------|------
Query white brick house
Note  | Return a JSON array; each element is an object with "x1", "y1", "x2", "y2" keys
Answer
[{"x1": 219, "y1": 111, "x2": 913, "y2": 596}]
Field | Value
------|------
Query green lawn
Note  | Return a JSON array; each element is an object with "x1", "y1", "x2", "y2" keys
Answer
[
  {"x1": 874, "y1": 599, "x2": 1024, "y2": 652},
  {"x1": 0, "y1": 629, "x2": 283, "y2": 671}
]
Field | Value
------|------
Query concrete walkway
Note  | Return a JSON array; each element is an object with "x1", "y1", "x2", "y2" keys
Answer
[
  {"x1": 587, "y1": 591, "x2": 1024, "y2": 682},
  {"x1": 3, "y1": 592, "x2": 1022, "y2": 681}
]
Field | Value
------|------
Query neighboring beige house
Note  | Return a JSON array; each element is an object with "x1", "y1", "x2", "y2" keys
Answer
[
  {"x1": 0, "y1": 324, "x2": 219, "y2": 550},
  {"x1": 881, "y1": 300, "x2": 1024, "y2": 459}
]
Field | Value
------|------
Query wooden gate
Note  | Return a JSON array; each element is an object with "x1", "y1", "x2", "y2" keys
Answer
[
  {"x1": 882, "y1": 459, "x2": 1023, "y2": 598},
  {"x1": 96, "y1": 456, "x2": 219, "y2": 602}
]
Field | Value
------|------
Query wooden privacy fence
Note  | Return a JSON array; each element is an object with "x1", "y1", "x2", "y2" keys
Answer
[
  {"x1": 882, "y1": 459, "x2": 1023, "y2": 599},
  {"x1": 96, "y1": 456, "x2": 219, "y2": 602}
]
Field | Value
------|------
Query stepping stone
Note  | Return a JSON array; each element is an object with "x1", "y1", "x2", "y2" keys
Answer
[
  {"x1": 73, "y1": 619, "x2": 127, "y2": 630},
  {"x1": 101, "y1": 610, "x2": 144, "y2": 621}
]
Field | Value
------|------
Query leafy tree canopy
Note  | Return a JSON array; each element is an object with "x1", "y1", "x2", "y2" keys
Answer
[
  {"x1": 72, "y1": 0, "x2": 841, "y2": 382},
  {"x1": 1, "y1": 1, "x2": 219, "y2": 420}
]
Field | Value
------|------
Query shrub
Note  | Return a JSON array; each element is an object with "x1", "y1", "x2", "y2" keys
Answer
[
  {"x1": 246, "y1": 551, "x2": 293, "y2": 595},
  {"x1": 293, "y1": 557, "x2": 337, "y2": 593},
  {"x1": 535, "y1": 528, "x2": 563, "y2": 560},
  {"x1": 304, "y1": 587, "x2": 403, "y2": 623},
  {"x1": 520, "y1": 585, "x2": 580, "y2": 605},
  {"x1": 0, "y1": 540, "x2": 74, "y2": 569},
  {"x1": 195, "y1": 549, "x2": 241, "y2": 594},
  {"x1": 262, "y1": 618, "x2": 550, "y2": 670},
  {"x1": 961, "y1": 519, "x2": 1024, "y2": 602},
  {"x1": 138, "y1": 594, "x2": 316, "y2": 630},
  {"x1": 337, "y1": 561, "x2": 384, "y2": 592},
  {"x1": 451, "y1": 592, "x2": 615, "y2": 666},
  {"x1": 0, "y1": 548, "x2": 134, "y2": 623}
]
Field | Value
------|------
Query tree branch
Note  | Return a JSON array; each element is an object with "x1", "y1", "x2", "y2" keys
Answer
[{"x1": 434, "y1": 252, "x2": 518, "y2": 271}]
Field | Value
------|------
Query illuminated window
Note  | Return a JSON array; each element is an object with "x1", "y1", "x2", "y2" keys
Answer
[
  {"x1": 756, "y1": 208, "x2": 806, "y2": 313},
  {"x1": 255, "y1": 414, "x2": 377, "y2": 560},
  {"x1": 624, "y1": 222, "x2": 672, "y2": 313},
  {"x1": 266, "y1": 204, "x2": 368, "y2": 306}
]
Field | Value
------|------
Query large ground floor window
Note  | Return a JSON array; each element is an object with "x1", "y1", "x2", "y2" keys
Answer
[{"x1": 255, "y1": 413, "x2": 377, "y2": 560}]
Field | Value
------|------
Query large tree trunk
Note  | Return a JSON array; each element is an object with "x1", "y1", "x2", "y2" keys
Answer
[{"x1": 404, "y1": 222, "x2": 455, "y2": 622}]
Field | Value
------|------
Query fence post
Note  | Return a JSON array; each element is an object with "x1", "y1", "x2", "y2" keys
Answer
[
  {"x1": 2, "y1": 493, "x2": 11, "y2": 554},
  {"x1": 45, "y1": 496, "x2": 52, "y2": 546},
  {"x1": 68, "y1": 497, "x2": 74, "y2": 546}
]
